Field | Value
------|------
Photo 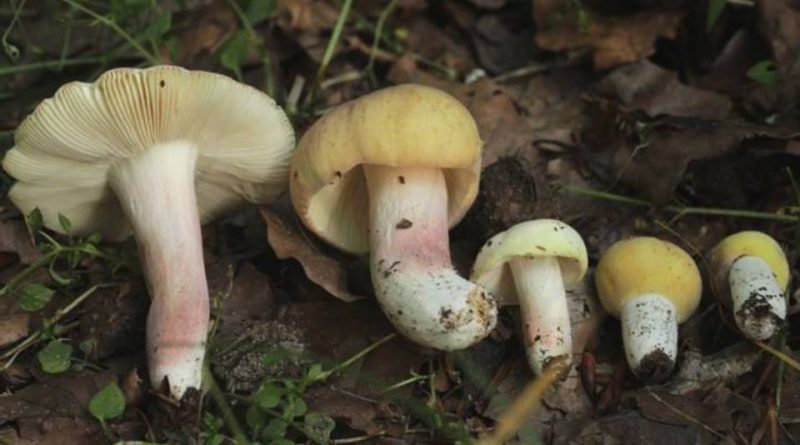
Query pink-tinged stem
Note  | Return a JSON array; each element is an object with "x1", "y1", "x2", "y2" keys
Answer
[
  {"x1": 509, "y1": 256, "x2": 571, "y2": 375},
  {"x1": 364, "y1": 164, "x2": 497, "y2": 350},
  {"x1": 110, "y1": 141, "x2": 209, "y2": 398}
]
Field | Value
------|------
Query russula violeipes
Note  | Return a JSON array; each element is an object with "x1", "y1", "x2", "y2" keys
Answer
[
  {"x1": 290, "y1": 84, "x2": 497, "y2": 350},
  {"x1": 709, "y1": 231, "x2": 789, "y2": 341},
  {"x1": 595, "y1": 237, "x2": 701, "y2": 381},
  {"x1": 470, "y1": 219, "x2": 588, "y2": 374},
  {"x1": 3, "y1": 66, "x2": 295, "y2": 398}
]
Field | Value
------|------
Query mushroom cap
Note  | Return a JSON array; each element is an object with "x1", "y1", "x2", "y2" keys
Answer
[
  {"x1": 289, "y1": 84, "x2": 482, "y2": 254},
  {"x1": 708, "y1": 231, "x2": 789, "y2": 301},
  {"x1": 3, "y1": 65, "x2": 295, "y2": 240},
  {"x1": 470, "y1": 219, "x2": 588, "y2": 305},
  {"x1": 595, "y1": 237, "x2": 701, "y2": 323}
]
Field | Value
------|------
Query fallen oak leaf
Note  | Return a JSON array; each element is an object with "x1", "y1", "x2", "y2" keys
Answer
[
  {"x1": 261, "y1": 207, "x2": 362, "y2": 302},
  {"x1": 584, "y1": 99, "x2": 800, "y2": 203},
  {"x1": 534, "y1": 0, "x2": 684, "y2": 70},
  {"x1": 597, "y1": 60, "x2": 732, "y2": 120}
]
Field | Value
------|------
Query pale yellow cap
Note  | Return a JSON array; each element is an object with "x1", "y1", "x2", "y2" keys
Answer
[
  {"x1": 709, "y1": 231, "x2": 789, "y2": 299},
  {"x1": 3, "y1": 65, "x2": 295, "y2": 240},
  {"x1": 289, "y1": 84, "x2": 482, "y2": 254},
  {"x1": 470, "y1": 219, "x2": 588, "y2": 305},
  {"x1": 595, "y1": 237, "x2": 702, "y2": 323}
]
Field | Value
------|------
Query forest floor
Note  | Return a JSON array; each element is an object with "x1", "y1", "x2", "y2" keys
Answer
[{"x1": 2, "y1": 0, "x2": 800, "y2": 444}]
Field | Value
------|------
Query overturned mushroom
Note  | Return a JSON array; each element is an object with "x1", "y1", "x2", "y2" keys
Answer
[
  {"x1": 290, "y1": 84, "x2": 497, "y2": 350},
  {"x1": 3, "y1": 66, "x2": 295, "y2": 398},
  {"x1": 470, "y1": 219, "x2": 588, "y2": 374},
  {"x1": 709, "y1": 231, "x2": 789, "y2": 341},
  {"x1": 595, "y1": 237, "x2": 701, "y2": 381}
]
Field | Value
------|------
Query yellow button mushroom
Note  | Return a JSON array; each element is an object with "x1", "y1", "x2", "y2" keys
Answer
[
  {"x1": 709, "y1": 231, "x2": 789, "y2": 341},
  {"x1": 290, "y1": 84, "x2": 497, "y2": 350},
  {"x1": 595, "y1": 237, "x2": 701, "y2": 381},
  {"x1": 471, "y1": 219, "x2": 588, "y2": 374},
  {"x1": 3, "y1": 66, "x2": 295, "y2": 398}
]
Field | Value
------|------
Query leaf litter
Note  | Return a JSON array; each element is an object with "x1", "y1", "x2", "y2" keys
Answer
[{"x1": 2, "y1": 0, "x2": 800, "y2": 443}]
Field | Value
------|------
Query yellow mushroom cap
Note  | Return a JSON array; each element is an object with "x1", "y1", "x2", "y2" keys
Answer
[
  {"x1": 289, "y1": 84, "x2": 482, "y2": 254},
  {"x1": 708, "y1": 231, "x2": 789, "y2": 300},
  {"x1": 470, "y1": 219, "x2": 588, "y2": 305},
  {"x1": 595, "y1": 237, "x2": 702, "y2": 323}
]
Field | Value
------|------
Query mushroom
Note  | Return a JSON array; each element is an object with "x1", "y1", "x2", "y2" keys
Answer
[
  {"x1": 709, "y1": 231, "x2": 789, "y2": 341},
  {"x1": 290, "y1": 84, "x2": 497, "y2": 350},
  {"x1": 470, "y1": 219, "x2": 588, "y2": 374},
  {"x1": 2, "y1": 66, "x2": 295, "y2": 398},
  {"x1": 595, "y1": 237, "x2": 701, "y2": 381}
]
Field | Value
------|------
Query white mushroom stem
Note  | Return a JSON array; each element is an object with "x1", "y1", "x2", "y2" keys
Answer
[
  {"x1": 729, "y1": 256, "x2": 785, "y2": 341},
  {"x1": 364, "y1": 165, "x2": 497, "y2": 350},
  {"x1": 509, "y1": 256, "x2": 571, "y2": 375},
  {"x1": 110, "y1": 141, "x2": 209, "y2": 398},
  {"x1": 620, "y1": 294, "x2": 677, "y2": 381}
]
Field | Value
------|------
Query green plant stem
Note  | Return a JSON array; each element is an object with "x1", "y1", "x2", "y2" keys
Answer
[
  {"x1": 0, "y1": 250, "x2": 60, "y2": 296},
  {"x1": 1, "y1": 285, "x2": 97, "y2": 366},
  {"x1": 305, "y1": 0, "x2": 354, "y2": 106},
  {"x1": 206, "y1": 365, "x2": 250, "y2": 445},
  {"x1": 1, "y1": 0, "x2": 26, "y2": 59},
  {"x1": 261, "y1": 408, "x2": 325, "y2": 445},
  {"x1": 59, "y1": 0, "x2": 160, "y2": 64},
  {"x1": 0, "y1": 57, "x2": 107, "y2": 76},
  {"x1": 561, "y1": 185, "x2": 799, "y2": 223},
  {"x1": 225, "y1": 0, "x2": 277, "y2": 98},
  {"x1": 366, "y1": 0, "x2": 398, "y2": 86},
  {"x1": 314, "y1": 333, "x2": 396, "y2": 382}
]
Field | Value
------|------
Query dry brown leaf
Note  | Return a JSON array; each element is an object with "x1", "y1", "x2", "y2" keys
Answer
[
  {"x1": 261, "y1": 207, "x2": 362, "y2": 302},
  {"x1": 756, "y1": 0, "x2": 800, "y2": 76},
  {"x1": 177, "y1": 0, "x2": 238, "y2": 66},
  {"x1": 636, "y1": 390, "x2": 732, "y2": 433},
  {"x1": 534, "y1": 0, "x2": 683, "y2": 69},
  {"x1": 585, "y1": 100, "x2": 800, "y2": 203},
  {"x1": 0, "y1": 313, "x2": 29, "y2": 349},
  {"x1": 552, "y1": 410, "x2": 711, "y2": 445},
  {"x1": 598, "y1": 60, "x2": 732, "y2": 120},
  {"x1": 0, "y1": 219, "x2": 42, "y2": 266},
  {"x1": 276, "y1": 0, "x2": 340, "y2": 61},
  {"x1": 218, "y1": 263, "x2": 276, "y2": 332}
]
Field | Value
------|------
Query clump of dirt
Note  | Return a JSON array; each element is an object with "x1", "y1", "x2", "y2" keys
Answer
[
  {"x1": 78, "y1": 282, "x2": 147, "y2": 360},
  {"x1": 147, "y1": 388, "x2": 202, "y2": 444},
  {"x1": 213, "y1": 319, "x2": 310, "y2": 393},
  {"x1": 456, "y1": 157, "x2": 554, "y2": 242}
]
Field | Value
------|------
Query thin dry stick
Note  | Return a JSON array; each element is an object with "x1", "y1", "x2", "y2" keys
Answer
[
  {"x1": 646, "y1": 390, "x2": 726, "y2": 439},
  {"x1": 477, "y1": 357, "x2": 569, "y2": 445},
  {"x1": 753, "y1": 341, "x2": 800, "y2": 373}
]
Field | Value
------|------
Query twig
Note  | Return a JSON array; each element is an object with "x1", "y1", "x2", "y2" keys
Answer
[{"x1": 646, "y1": 390, "x2": 726, "y2": 439}]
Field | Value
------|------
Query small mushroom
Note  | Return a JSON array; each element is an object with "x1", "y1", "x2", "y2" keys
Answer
[
  {"x1": 470, "y1": 219, "x2": 588, "y2": 374},
  {"x1": 709, "y1": 231, "x2": 789, "y2": 341},
  {"x1": 290, "y1": 84, "x2": 497, "y2": 350},
  {"x1": 3, "y1": 66, "x2": 295, "y2": 398},
  {"x1": 595, "y1": 237, "x2": 701, "y2": 381}
]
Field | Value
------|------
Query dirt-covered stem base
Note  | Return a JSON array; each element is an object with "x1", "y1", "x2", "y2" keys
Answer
[{"x1": 365, "y1": 164, "x2": 497, "y2": 350}]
